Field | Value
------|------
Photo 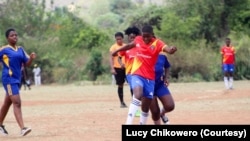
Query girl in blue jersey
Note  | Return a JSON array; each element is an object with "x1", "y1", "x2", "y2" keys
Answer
[
  {"x1": 150, "y1": 52, "x2": 175, "y2": 125},
  {"x1": 0, "y1": 28, "x2": 36, "y2": 136}
]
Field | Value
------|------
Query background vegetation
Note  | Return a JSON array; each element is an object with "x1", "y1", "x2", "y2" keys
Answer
[{"x1": 0, "y1": 0, "x2": 249, "y2": 84}]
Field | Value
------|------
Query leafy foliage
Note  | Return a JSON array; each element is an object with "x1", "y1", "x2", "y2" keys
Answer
[
  {"x1": 0, "y1": 0, "x2": 249, "y2": 84},
  {"x1": 84, "y1": 49, "x2": 105, "y2": 81}
]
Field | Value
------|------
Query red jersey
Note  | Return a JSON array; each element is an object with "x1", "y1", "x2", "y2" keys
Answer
[
  {"x1": 131, "y1": 36, "x2": 166, "y2": 80},
  {"x1": 119, "y1": 47, "x2": 137, "y2": 75},
  {"x1": 220, "y1": 45, "x2": 235, "y2": 64}
]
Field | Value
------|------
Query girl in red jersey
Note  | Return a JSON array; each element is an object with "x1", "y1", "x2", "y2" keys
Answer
[
  {"x1": 220, "y1": 38, "x2": 236, "y2": 89},
  {"x1": 112, "y1": 25, "x2": 177, "y2": 124}
]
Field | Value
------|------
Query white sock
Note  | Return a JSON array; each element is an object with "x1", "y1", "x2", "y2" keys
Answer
[
  {"x1": 125, "y1": 97, "x2": 141, "y2": 124},
  {"x1": 224, "y1": 77, "x2": 229, "y2": 89},
  {"x1": 160, "y1": 107, "x2": 165, "y2": 115},
  {"x1": 140, "y1": 111, "x2": 149, "y2": 125},
  {"x1": 229, "y1": 77, "x2": 233, "y2": 88}
]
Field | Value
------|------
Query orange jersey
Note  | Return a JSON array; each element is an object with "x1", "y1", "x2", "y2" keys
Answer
[
  {"x1": 119, "y1": 47, "x2": 137, "y2": 74},
  {"x1": 220, "y1": 45, "x2": 235, "y2": 64},
  {"x1": 109, "y1": 43, "x2": 126, "y2": 68}
]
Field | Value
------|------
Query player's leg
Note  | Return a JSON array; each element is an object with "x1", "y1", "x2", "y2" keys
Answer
[
  {"x1": 127, "y1": 74, "x2": 140, "y2": 117},
  {"x1": 228, "y1": 64, "x2": 234, "y2": 89},
  {"x1": 0, "y1": 94, "x2": 12, "y2": 135},
  {"x1": 35, "y1": 76, "x2": 38, "y2": 86},
  {"x1": 139, "y1": 79, "x2": 154, "y2": 125},
  {"x1": 156, "y1": 83, "x2": 174, "y2": 124},
  {"x1": 125, "y1": 75, "x2": 143, "y2": 124},
  {"x1": 114, "y1": 68, "x2": 126, "y2": 107},
  {"x1": 4, "y1": 84, "x2": 31, "y2": 136},
  {"x1": 38, "y1": 76, "x2": 41, "y2": 85},
  {"x1": 149, "y1": 96, "x2": 161, "y2": 125},
  {"x1": 158, "y1": 94, "x2": 175, "y2": 124},
  {"x1": 223, "y1": 64, "x2": 229, "y2": 89}
]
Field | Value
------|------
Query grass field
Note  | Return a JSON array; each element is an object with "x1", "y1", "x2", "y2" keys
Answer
[{"x1": 0, "y1": 80, "x2": 249, "y2": 140}]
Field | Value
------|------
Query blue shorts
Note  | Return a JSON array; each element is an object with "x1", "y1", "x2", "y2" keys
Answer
[
  {"x1": 154, "y1": 81, "x2": 170, "y2": 97},
  {"x1": 126, "y1": 74, "x2": 132, "y2": 88},
  {"x1": 223, "y1": 64, "x2": 234, "y2": 73},
  {"x1": 3, "y1": 83, "x2": 20, "y2": 96},
  {"x1": 131, "y1": 75, "x2": 155, "y2": 99}
]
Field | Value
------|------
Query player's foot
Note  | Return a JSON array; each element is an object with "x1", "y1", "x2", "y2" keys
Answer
[
  {"x1": 0, "y1": 125, "x2": 8, "y2": 136},
  {"x1": 20, "y1": 127, "x2": 32, "y2": 136},
  {"x1": 135, "y1": 110, "x2": 140, "y2": 117},
  {"x1": 161, "y1": 115, "x2": 170, "y2": 125},
  {"x1": 120, "y1": 102, "x2": 127, "y2": 108}
]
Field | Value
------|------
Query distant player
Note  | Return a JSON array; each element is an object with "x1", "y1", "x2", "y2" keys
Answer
[
  {"x1": 220, "y1": 38, "x2": 236, "y2": 89},
  {"x1": 119, "y1": 26, "x2": 141, "y2": 116},
  {"x1": 109, "y1": 32, "x2": 127, "y2": 108}
]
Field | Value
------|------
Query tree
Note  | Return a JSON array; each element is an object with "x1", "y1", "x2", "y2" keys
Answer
[
  {"x1": 0, "y1": 0, "x2": 50, "y2": 37},
  {"x1": 84, "y1": 50, "x2": 105, "y2": 81}
]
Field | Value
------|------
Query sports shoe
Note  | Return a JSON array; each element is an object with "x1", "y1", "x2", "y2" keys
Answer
[
  {"x1": 120, "y1": 102, "x2": 127, "y2": 108},
  {"x1": 135, "y1": 110, "x2": 141, "y2": 117},
  {"x1": 0, "y1": 125, "x2": 8, "y2": 136},
  {"x1": 161, "y1": 115, "x2": 170, "y2": 125},
  {"x1": 20, "y1": 127, "x2": 32, "y2": 136}
]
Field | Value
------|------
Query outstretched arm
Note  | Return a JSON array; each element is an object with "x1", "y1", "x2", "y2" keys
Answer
[
  {"x1": 111, "y1": 42, "x2": 136, "y2": 56},
  {"x1": 163, "y1": 45, "x2": 177, "y2": 54},
  {"x1": 25, "y1": 52, "x2": 36, "y2": 67}
]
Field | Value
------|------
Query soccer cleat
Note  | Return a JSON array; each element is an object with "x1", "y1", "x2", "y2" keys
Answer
[
  {"x1": 120, "y1": 102, "x2": 127, "y2": 108},
  {"x1": 161, "y1": 115, "x2": 170, "y2": 125},
  {"x1": 0, "y1": 125, "x2": 8, "y2": 136},
  {"x1": 20, "y1": 127, "x2": 32, "y2": 136}
]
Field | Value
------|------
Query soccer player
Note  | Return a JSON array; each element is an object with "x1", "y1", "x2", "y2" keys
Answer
[
  {"x1": 119, "y1": 26, "x2": 140, "y2": 96},
  {"x1": 0, "y1": 28, "x2": 35, "y2": 136},
  {"x1": 109, "y1": 32, "x2": 127, "y2": 108},
  {"x1": 220, "y1": 38, "x2": 236, "y2": 89},
  {"x1": 119, "y1": 26, "x2": 141, "y2": 116},
  {"x1": 112, "y1": 25, "x2": 177, "y2": 124},
  {"x1": 150, "y1": 52, "x2": 175, "y2": 125},
  {"x1": 32, "y1": 64, "x2": 41, "y2": 86}
]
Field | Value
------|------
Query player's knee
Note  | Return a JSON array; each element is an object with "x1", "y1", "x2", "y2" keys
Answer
[
  {"x1": 164, "y1": 103, "x2": 175, "y2": 112},
  {"x1": 151, "y1": 112, "x2": 160, "y2": 121}
]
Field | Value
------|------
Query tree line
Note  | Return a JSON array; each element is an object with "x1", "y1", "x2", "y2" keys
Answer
[{"x1": 0, "y1": 0, "x2": 249, "y2": 84}]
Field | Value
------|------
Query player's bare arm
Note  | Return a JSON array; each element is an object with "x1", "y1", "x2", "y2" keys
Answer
[
  {"x1": 163, "y1": 45, "x2": 177, "y2": 54},
  {"x1": 25, "y1": 52, "x2": 36, "y2": 67},
  {"x1": 111, "y1": 42, "x2": 136, "y2": 56},
  {"x1": 109, "y1": 52, "x2": 116, "y2": 74}
]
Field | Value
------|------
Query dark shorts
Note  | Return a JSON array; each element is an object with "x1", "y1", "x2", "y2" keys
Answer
[
  {"x1": 154, "y1": 80, "x2": 171, "y2": 97},
  {"x1": 114, "y1": 68, "x2": 126, "y2": 85}
]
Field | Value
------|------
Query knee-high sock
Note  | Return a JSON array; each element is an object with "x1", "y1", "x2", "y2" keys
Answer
[
  {"x1": 118, "y1": 87, "x2": 124, "y2": 103},
  {"x1": 126, "y1": 97, "x2": 141, "y2": 124},
  {"x1": 229, "y1": 77, "x2": 233, "y2": 88},
  {"x1": 160, "y1": 107, "x2": 166, "y2": 115},
  {"x1": 140, "y1": 111, "x2": 149, "y2": 125},
  {"x1": 224, "y1": 77, "x2": 229, "y2": 89}
]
